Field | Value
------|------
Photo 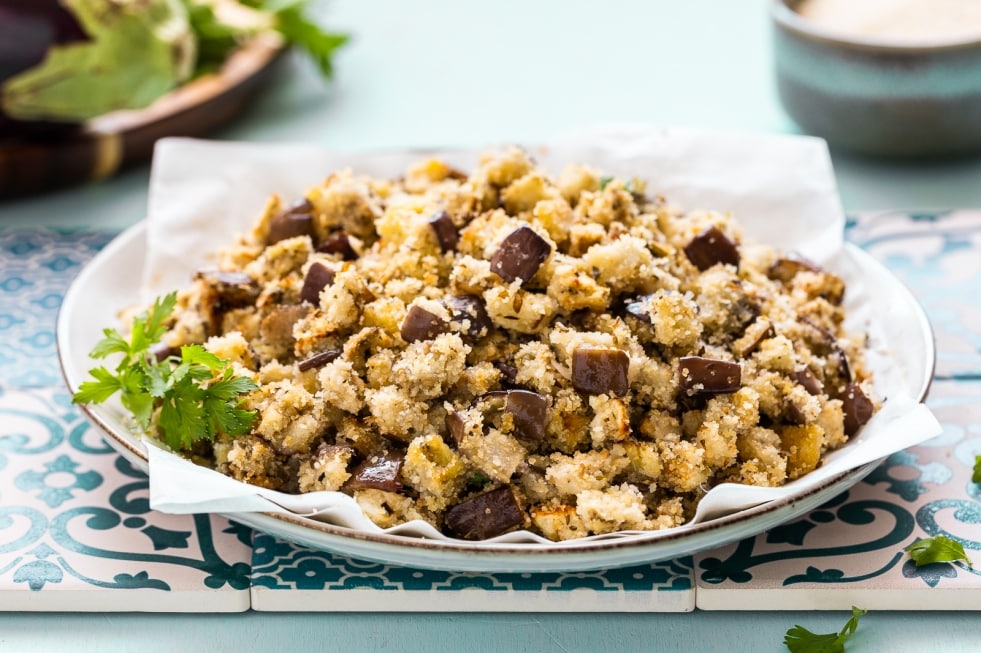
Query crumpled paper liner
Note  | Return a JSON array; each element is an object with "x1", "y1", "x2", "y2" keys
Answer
[{"x1": 140, "y1": 124, "x2": 942, "y2": 545}]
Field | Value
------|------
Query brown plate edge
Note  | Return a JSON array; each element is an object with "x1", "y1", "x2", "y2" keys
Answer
[{"x1": 0, "y1": 34, "x2": 286, "y2": 199}]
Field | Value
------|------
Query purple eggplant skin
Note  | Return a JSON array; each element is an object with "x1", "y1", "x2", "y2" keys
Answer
[{"x1": 0, "y1": 0, "x2": 89, "y2": 139}]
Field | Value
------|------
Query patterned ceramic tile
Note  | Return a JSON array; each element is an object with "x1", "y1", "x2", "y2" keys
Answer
[
  {"x1": 694, "y1": 379, "x2": 981, "y2": 611},
  {"x1": 694, "y1": 211, "x2": 981, "y2": 611},
  {"x1": 3, "y1": 213, "x2": 981, "y2": 613},
  {"x1": 0, "y1": 229, "x2": 116, "y2": 387},
  {"x1": 250, "y1": 533, "x2": 695, "y2": 612},
  {"x1": 0, "y1": 387, "x2": 252, "y2": 612},
  {"x1": 846, "y1": 210, "x2": 981, "y2": 381}
]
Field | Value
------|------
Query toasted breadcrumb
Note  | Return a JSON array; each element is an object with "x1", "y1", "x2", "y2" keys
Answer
[{"x1": 152, "y1": 148, "x2": 877, "y2": 541}]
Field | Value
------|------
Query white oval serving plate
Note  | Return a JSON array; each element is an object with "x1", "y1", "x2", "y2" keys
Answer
[{"x1": 58, "y1": 221, "x2": 935, "y2": 572}]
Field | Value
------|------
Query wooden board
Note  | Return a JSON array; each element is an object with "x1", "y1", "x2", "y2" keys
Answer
[{"x1": 0, "y1": 35, "x2": 286, "y2": 200}]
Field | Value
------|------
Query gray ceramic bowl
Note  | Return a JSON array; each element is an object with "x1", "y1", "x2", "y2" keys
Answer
[{"x1": 772, "y1": 0, "x2": 981, "y2": 157}]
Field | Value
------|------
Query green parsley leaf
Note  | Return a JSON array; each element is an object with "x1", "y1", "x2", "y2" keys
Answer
[
  {"x1": 598, "y1": 176, "x2": 614, "y2": 191},
  {"x1": 73, "y1": 367, "x2": 123, "y2": 404},
  {"x1": 905, "y1": 535, "x2": 973, "y2": 567},
  {"x1": 72, "y1": 293, "x2": 257, "y2": 452},
  {"x1": 784, "y1": 606, "x2": 867, "y2": 653},
  {"x1": 90, "y1": 329, "x2": 132, "y2": 360},
  {"x1": 207, "y1": 368, "x2": 261, "y2": 401},
  {"x1": 466, "y1": 471, "x2": 491, "y2": 489},
  {"x1": 122, "y1": 382, "x2": 156, "y2": 430},
  {"x1": 180, "y1": 344, "x2": 227, "y2": 371},
  {"x1": 973, "y1": 455, "x2": 981, "y2": 484},
  {"x1": 158, "y1": 375, "x2": 208, "y2": 450},
  {"x1": 273, "y1": 4, "x2": 350, "y2": 78},
  {"x1": 238, "y1": 0, "x2": 349, "y2": 79},
  {"x1": 183, "y1": 0, "x2": 247, "y2": 74},
  {"x1": 130, "y1": 293, "x2": 177, "y2": 356},
  {"x1": 784, "y1": 628, "x2": 840, "y2": 653}
]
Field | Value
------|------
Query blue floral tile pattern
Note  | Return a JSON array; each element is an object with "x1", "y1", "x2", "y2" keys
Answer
[
  {"x1": 845, "y1": 211, "x2": 981, "y2": 380},
  {"x1": 0, "y1": 387, "x2": 252, "y2": 611},
  {"x1": 250, "y1": 532, "x2": 694, "y2": 612},
  {"x1": 0, "y1": 229, "x2": 116, "y2": 387},
  {"x1": 695, "y1": 381, "x2": 981, "y2": 611},
  {"x1": 695, "y1": 211, "x2": 981, "y2": 611}
]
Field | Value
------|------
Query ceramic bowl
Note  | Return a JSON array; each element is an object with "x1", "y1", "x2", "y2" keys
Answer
[{"x1": 772, "y1": 0, "x2": 981, "y2": 157}]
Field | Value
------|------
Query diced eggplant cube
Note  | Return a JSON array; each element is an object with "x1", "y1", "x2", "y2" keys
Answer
[
  {"x1": 841, "y1": 382, "x2": 874, "y2": 436},
  {"x1": 400, "y1": 305, "x2": 449, "y2": 342},
  {"x1": 267, "y1": 208, "x2": 315, "y2": 245},
  {"x1": 317, "y1": 232, "x2": 359, "y2": 260},
  {"x1": 429, "y1": 210, "x2": 459, "y2": 252},
  {"x1": 678, "y1": 356, "x2": 741, "y2": 396},
  {"x1": 443, "y1": 295, "x2": 492, "y2": 340},
  {"x1": 489, "y1": 226, "x2": 552, "y2": 284},
  {"x1": 792, "y1": 368, "x2": 824, "y2": 395},
  {"x1": 300, "y1": 262, "x2": 336, "y2": 305},
  {"x1": 343, "y1": 451, "x2": 405, "y2": 493},
  {"x1": 482, "y1": 389, "x2": 549, "y2": 442},
  {"x1": 571, "y1": 348, "x2": 630, "y2": 397},
  {"x1": 683, "y1": 225, "x2": 740, "y2": 271},
  {"x1": 445, "y1": 486, "x2": 524, "y2": 540}
]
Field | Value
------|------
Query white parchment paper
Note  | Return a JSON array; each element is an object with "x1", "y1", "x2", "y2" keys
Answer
[{"x1": 141, "y1": 124, "x2": 942, "y2": 544}]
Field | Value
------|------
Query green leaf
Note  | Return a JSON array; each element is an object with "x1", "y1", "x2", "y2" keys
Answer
[
  {"x1": 90, "y1": 329, "x2": 132, "y2": 359},
  {"x1": 153, "y1": 343, "x2": 257, "y2": 448},
  {"x1": 72, "y1": 367, "x2": 123, "y2": 404},
  {"x1": 74, "y1": 292, "x2": 256, "y2": 452},
  {"x1": 201, "y1": 366, "x2": 257, "y2": 437},
  {"x1": 158, "y1": 378, "x2": 208, "y2": 450},
  {"x1": 206, "y1": 397, "x2": 256, "y2": 437},
  {"x1": 180, "y1": 344, "x2": 227, "y2": 371},
  {"x1": 784, "y1": 607, "x2": 866, "y2": 653},
  {"x1": 183, "y1": 0, "x2": 248, "y2": 73},
  {"x1": 145, "y1": 359, "x2": 172, "y2": 399},
  {"x1": 239, "y1": 0, "x2": 349, "y2": 78},
  {"x1": 118, "y1": 364, "x2": 154, "y2": 427},
  {"x1": 259, "y1": 0, "x2": 306, "y2": 14},
  {"x1": 905, "y1": 535, "x2": 973, "y2": 567},
  {"x1": 207, "y1": 372, "x2": 259, "y2": 401},
  {"x1": 973, "y1": 455, "x2": 981, "y2": 484},
  {"x1": 130, "y1": 292, "x2": 177, "y2": 355},
  {"x1": 144, "y1": 292, "x2": 178, "y2": 346},
  {"x1": 274, "y1": 5, "x2": 349, "y2": 78},
  {"x1": 1, "y1": 0, "x2": 195, "y2": 122},
  {"x1": 122, "y1": 390, "x2": 156, "y2": 430},
  {"x1": 784, "y1": 627, "x2": 840, "y2": 653},
  {"x1": 598, "y1": 176, "x2": 614, "y2": 191}
]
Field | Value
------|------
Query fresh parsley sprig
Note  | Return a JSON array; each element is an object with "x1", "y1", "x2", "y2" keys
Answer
[
  {"x1": 229, "y1": 0, "x2": 350, "y2": 78},
  {"x1": 904, "y1": 534, "x2": 973, "y2": 568},
  {"x1": 269, "y1": 0, "x2": 350, "y2": 78},
  {"x1": 784, "y1": 606, "x2": 866, "y2": 653},
  {"x1": 72, "y1": 292, "x2": 258, "y2": 451}
]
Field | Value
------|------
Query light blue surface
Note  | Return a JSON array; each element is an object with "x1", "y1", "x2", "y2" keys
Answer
[{"x1": 1, "y1": 0, "x2": 980, "y2": 650}]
